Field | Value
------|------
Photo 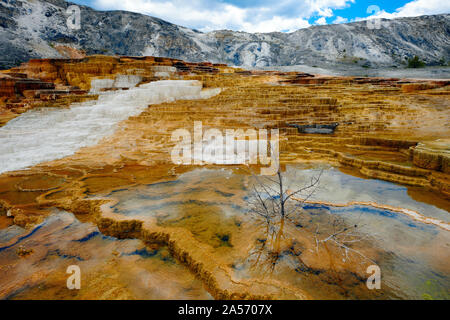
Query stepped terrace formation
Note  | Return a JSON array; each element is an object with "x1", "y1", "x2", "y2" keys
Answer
[{"x1": 0, "y1": 55, "x2": 449, "y2": 300}]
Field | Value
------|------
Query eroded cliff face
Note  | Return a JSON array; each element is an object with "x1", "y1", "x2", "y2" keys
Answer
[{"x1": 0, "y1": 55, "x2": 449, "y2": 299}]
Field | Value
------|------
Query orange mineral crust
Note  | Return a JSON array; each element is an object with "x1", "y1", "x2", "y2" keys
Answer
[{"x1": 0, "y1": 55, "x2": 449, "y2": 300}]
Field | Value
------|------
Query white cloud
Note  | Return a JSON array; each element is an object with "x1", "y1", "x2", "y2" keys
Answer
[
  {"x1": 315, "y1": 17, "x2": 327, "y2": 25},
  {"x1": 363, "y1": 0, "x2": 450, "y2": 20},
  {"x1": 332, "y1": 16, "x2": 348, "y2": 24},
  {"x1": 393, "y1": 0, "x2": 450, "y2": 17},
  {"x1": 93, "y1": 0, "x2": 354, "y2": 32},
  {"x1": 241, "y1": 16, "x2": 310, "y2": 33}
]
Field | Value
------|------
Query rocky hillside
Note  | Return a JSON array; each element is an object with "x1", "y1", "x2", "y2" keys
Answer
[{"x1": 1, "y1": 0, "x2": 449, "y2": 70}]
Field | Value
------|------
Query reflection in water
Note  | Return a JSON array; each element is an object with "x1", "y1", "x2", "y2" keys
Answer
[
  {"x1": 247, "y1": 216, "x2": 289, "y2": 275},
  {"x1": 284, "y1": 166, "x2": 450, "y2": 223},
  {"x1": 110, "y1": 169, "x2": 245, "y2": 248},
  {"x1": 106, "y1": 166, "x2": 450, "y2": 299},
  {"x1": 0, "y1": 211, "x2": 212, "y2": 300}
]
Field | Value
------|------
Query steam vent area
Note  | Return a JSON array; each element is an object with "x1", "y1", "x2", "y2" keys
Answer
[{"x1": 0, "y1": 55, "x2": 449, "y2": 300}]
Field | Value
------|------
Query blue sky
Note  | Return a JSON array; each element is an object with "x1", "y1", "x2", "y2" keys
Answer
[{"x1": 68, "y1": 0, "x2": 450, "y2": 32}]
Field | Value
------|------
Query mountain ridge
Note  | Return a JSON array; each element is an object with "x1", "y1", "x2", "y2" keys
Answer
[{"x1": 0, "y1": 0, "x2": 449, "y2": 70}]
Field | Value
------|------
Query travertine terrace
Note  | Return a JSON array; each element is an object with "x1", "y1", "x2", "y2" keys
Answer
[{"x1": 0, "y1": 55, "x2": 449, "y2": 299}]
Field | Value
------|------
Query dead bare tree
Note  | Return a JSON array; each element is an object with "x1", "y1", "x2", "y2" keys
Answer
[
  {"x1": 312, "y1": 213, "x2": 375, "y2": 264},
  {"x1": 245, "y1": 164, "x2": 321, "y2": 272},
  {"x1": 247, "y1": 164, "x2": 375, "y2": 273}
]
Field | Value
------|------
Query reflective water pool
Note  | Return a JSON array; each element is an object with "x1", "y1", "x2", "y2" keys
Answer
[
  {"x1": 0, "y1": 210, "x2": 212, "y2": 300},
  {"x1": 105, "y1": 165, "x2": 449, "y2": 299}
]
